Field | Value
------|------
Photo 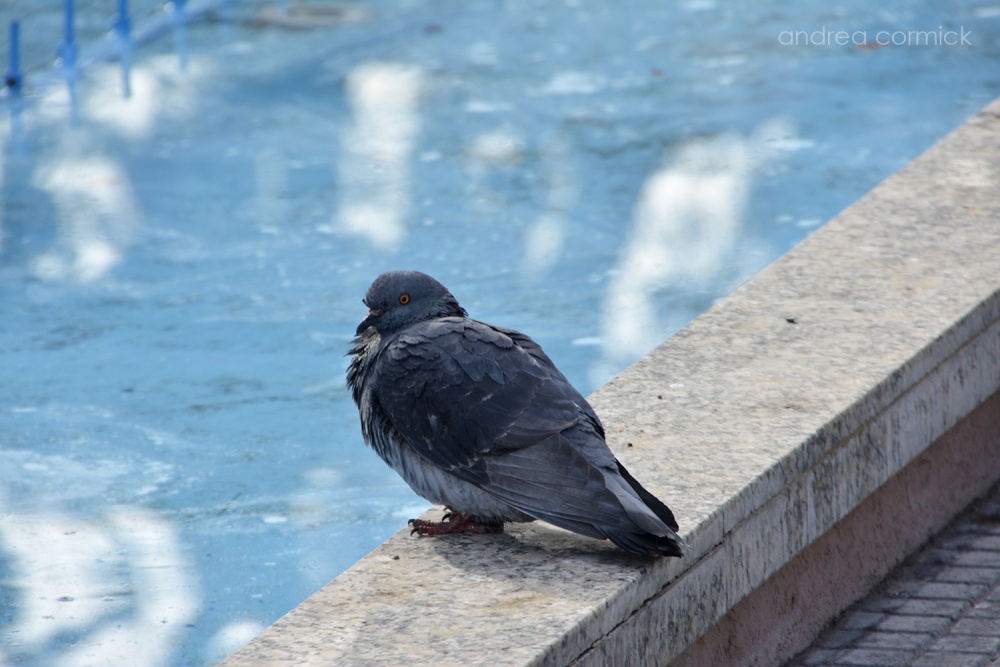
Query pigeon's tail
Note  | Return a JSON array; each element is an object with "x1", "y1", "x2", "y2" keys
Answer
[
  {"x1": 479, "y1": 431, "x2": 687, "y2": 558},
  {"x1": 606, "y1": 520, "x2": 686, "y2": 558},
  {"x1": 602, "y1": 462, "x2": 685, "y2": 558},
  {"x1": 617, "y1": 461, "x2": 679, "y2": 532},
  {"x1": 608, "y1": 533, "x2": 685, "y2": 558}
]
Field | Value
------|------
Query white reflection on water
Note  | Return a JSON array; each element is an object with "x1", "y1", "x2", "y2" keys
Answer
[
  {"x1": 81, "y1": 64, "x2": 165, "y2": 139},
  {"x1": 336, "y1": 62, "x2": 424, "y2": 249},
  {"x1": 595, "y1": 119, "x2": 795, "y2": 385},
  {"x1": 30, "y1": 155, "x2": 142, "y2": 282},
  {"x1": 0, "y1": 502, "x2": 198, "y2": 666},
  {"x1": 9, "y1": 51, "x2": 213, "y2": 285}
]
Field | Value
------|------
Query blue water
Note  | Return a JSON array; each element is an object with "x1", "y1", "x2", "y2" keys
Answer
[{"x1": 1, "y1": 1, "x2": 998, "y2": 664}]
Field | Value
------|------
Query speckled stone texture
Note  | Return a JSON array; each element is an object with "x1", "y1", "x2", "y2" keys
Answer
[{"x1": 220, "y1": 96, "x2": 1000, "y2": 667}]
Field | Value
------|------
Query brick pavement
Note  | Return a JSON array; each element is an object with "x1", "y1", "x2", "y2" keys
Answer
[{"x1": 787, "y1": 483, "x2": 1000, "y2": 667}]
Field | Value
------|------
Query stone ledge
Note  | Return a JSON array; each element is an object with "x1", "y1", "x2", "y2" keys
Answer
[
  {"x1": 678, "y1": 390, "x2": 1000, "y2": 667},
  {"x1": 220, "y1": 96, "x2": 1000, "y2": 666}
]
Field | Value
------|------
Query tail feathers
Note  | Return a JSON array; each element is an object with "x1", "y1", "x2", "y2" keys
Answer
[
  {"x1": 607, "y1": 529, "x2": 685, "y2": 558},
  {"x1": 529, "y1": 502, "x2": 685, "y2": 558},
  {"x1": 477, "y1": 434, "x2": 685, "y2": 558},
  {"x1": 552, "y1": 464, "x2": 684, "y2": 558},
  {"x1": 604, "y1": 460, "x2": 684, "y2": 557},
  {"x1": 617, "y1": 461, "x2": 679, "y2": 532}
]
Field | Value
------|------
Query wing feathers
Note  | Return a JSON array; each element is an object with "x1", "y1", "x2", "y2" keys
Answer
[{"x1": 370, "y1": 316, "x2": 683, "y2": 556}]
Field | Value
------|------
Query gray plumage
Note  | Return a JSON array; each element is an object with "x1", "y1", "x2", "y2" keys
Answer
[{"x1": 347, "y1": 270, "x2": 683, "y2": 557}]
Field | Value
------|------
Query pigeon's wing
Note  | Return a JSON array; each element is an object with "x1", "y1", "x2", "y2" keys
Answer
[
  {"x1": 491, "y1": 325, "x2": 606, "y2": 438},
  {"x1": 371, "y1": 318, "x2": 685, "y2": 554},
  {"x1": 371, "y1": 317, "x2": 594, "y2": 481}
]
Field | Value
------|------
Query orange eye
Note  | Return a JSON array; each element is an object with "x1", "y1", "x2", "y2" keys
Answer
[{"x1": 398, "y1": 293, "x2": 411, "y2": 305}]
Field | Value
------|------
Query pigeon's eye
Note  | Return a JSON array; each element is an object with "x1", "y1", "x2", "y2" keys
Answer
[{"x1": 398, "y1": 293, "x2": 411, "y2": 305}]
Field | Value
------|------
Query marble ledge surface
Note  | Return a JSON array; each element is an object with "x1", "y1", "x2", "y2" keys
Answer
[{"x1": 221, "y1": 96, "x2": 1000, "y2": 666}]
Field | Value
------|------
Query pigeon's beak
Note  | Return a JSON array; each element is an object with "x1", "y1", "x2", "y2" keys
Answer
[{"x1": 356, "y1": 308, "x2": 382, "y2": 335}]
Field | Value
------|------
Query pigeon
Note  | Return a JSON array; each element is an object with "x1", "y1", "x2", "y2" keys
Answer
[{"x1": 347, "y1": 270, "x2": 684, "y2": 557}]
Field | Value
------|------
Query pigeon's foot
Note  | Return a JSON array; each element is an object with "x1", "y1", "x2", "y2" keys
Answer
[{"x1": 408, "y1": 511, "x2": 504, "y2": 536}]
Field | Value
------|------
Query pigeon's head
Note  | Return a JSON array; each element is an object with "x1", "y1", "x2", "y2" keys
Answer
[{"x1": 356, "y1": 271, "x2": 468, "y2": 335}]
